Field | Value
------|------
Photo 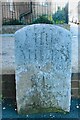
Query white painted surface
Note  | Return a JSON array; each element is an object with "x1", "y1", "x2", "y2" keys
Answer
[
  {"x1": 70, "y1": 23, "x2": 78, "y2": 73},
  {"x1": 0, "y1": 35, "x2": 15, "y2": 74}
]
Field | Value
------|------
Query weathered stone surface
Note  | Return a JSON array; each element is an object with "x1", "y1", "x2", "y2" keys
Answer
[{"x1": 15, "y1": 24, "x2": 72, "y2": 114}]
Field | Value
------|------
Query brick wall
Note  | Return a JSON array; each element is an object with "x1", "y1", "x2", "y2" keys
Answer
[
  {"x1": 2, "y1": 74, "x2": 16, "y2": 99},
  {"x1": 71, "y1": 73, "x2": 80, "y2": 98}
]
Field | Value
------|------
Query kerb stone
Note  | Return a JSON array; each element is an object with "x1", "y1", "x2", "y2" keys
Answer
[{"x1": 15, "y1": 24, "x2": 72, "y2": 114}]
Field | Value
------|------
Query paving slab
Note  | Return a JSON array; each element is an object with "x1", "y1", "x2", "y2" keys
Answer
[{"x1": 0, "y1": 35, "x2": 15, "y2": 74}]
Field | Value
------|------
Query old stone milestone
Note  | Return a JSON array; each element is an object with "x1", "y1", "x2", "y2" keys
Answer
[{"x1": 15, "y1": 24, "x2": 72, "y2": 114}]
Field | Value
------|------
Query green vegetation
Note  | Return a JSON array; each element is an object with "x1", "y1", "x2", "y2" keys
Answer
[
  {"x1": 31, "y1": 15, "x2": 54, "y2": 24},
  {"x1": 52, "y1": 3, "x2": 68, "y2": 24},
  {"x1": 31, "y1": 3, "x2": 68, "y2": 25},
  {"x1": 3, "y1": 19, "x2": 24, "y2": 25}
]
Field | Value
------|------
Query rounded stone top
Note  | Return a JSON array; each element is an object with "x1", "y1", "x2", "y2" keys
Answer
[
  {"x1": 15, "y1": 24, "x2": 71, "y2": 36},
  {"x1": 15, "y1": 24, "x2": 72, "y2": 66}
]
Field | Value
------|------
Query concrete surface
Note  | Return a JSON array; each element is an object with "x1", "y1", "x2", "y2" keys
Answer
[
  {"x1": 0, "y1": 35, "x2": 15, "y2": 74},
  {"x1": 70, "y1": 23, "x2": 78, "y2": 73}
]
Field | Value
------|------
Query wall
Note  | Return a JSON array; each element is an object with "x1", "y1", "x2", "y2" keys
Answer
[{"x1": 69, "y1": 0, "x2": 79, "y2": 23}]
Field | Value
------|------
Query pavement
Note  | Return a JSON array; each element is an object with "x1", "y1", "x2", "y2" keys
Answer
[
  {"x1": 1, "y1": 98, "x2": 80, "y2": 119},
  {"x1": 0, "y1": 35, "x2": 15, "y2": 75}
]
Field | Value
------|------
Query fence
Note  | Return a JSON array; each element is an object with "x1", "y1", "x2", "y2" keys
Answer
[
  {"x1": 2, "y1": 2, "x2": 32, "y2": 25},
  {"x1": 2, "y1": 2, "x2": 68, "y2": 25}
]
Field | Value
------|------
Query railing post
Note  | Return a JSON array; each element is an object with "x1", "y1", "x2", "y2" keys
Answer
[{"x1": 31, "y1": 1, "x2": 32, "y2": 13}]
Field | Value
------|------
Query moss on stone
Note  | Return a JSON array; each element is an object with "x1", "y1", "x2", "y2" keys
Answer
[{"x1": 19, "y1": 106, "x2": 67, "y2": 115}]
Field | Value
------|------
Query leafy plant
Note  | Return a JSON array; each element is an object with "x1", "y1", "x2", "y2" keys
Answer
[
  {"x1": 53, "y1": 9, "x2": 66, "y2": 24},
  {"x1": 31, "y1": 15, "x2": 54, "y2": 24},
  {"x1": 52, "y1": 3, "x2": 68, "y2": 24},
  {"x1": 3, "y1": 19, "x2": 24, "y2": 25}
]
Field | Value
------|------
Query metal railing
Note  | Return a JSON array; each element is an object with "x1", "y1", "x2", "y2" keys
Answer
[
  {"x1": 2, "y1": 2, "x2": 55, "y2": 25},
  {"x1": 2, "y1": 2, "x2": 68, "y2": 25},
  {"x1": 2, "y1": 2, "x2": 32, "y2": 25}
]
